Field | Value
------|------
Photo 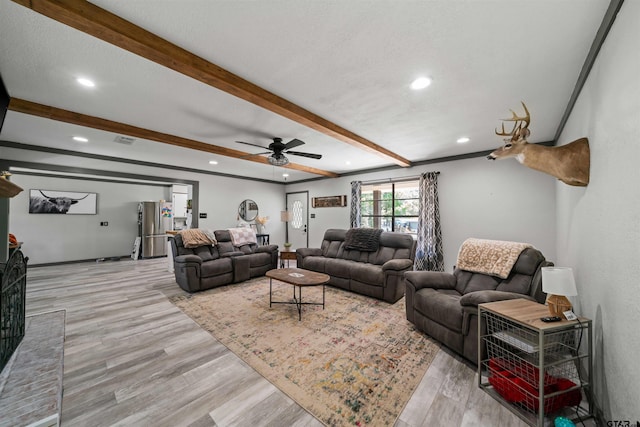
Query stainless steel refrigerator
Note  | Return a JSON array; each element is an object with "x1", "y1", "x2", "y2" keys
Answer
[{"x1": 138, "y1": 201, "x2": 172, "y2": 258}]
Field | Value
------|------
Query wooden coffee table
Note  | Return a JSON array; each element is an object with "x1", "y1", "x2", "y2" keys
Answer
[{"x1": 266, "y1": 268, "x2": 330, "y2": 320}]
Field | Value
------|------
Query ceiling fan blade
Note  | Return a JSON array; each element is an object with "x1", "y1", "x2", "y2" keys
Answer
[
  {"x1": 286, "y1": 150, "x2": 322, "y2": 160},
  {"x1": 236, "y1": 140, "x2": 270, "y2": 149},
  {"x1": 284, "y1": 138, "x2": 305, "y2": 150}
]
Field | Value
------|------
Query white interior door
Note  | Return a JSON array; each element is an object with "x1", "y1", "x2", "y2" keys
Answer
[{"x1": 286, "y1": 191, "x2": 308, "y2": 250}]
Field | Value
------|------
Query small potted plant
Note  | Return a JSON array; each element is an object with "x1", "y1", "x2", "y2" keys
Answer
[{"x1": 283, "y1": 242, "x2": 292, "y2": 250}]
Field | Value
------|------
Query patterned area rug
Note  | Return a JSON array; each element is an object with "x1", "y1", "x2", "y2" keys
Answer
[{"x1": 170, "y1": 277, "x2": 439, "y2": 426}]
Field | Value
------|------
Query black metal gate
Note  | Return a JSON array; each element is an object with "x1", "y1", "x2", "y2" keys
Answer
[{"x1": 0, "y1": 247, "x2": 28, "y2": 372}]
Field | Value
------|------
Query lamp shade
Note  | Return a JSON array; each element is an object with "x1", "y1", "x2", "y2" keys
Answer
[
  {"x1": 541, "y1": 267, "x2": 577, "y2": 296},
  {"x1": 280, "y1": 210, "x2": 293, "y2": 222}
]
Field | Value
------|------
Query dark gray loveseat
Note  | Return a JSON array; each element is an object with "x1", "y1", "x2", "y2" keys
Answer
[
  {"x1": 171, "y1": 230, "x2": 278, "y2": 292},
  {"x1": 405, "y1": 245, "x2": 552, "y2": 364},
  {"x1": 296, "y1": 228, "x2": 416, "y2": 303}
]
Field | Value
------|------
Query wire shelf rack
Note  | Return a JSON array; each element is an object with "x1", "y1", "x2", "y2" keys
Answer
[{"x1": 478, "y1": 305, "x2": 592, "y2": 426}]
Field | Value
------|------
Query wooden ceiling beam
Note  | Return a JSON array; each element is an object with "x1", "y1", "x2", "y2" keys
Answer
[
  {"x1": 8, "y1": 98, "x2": 339, "y2": 178},
  {"x1": 12, "y1": 0, "x2": 412, "y2": 168}
]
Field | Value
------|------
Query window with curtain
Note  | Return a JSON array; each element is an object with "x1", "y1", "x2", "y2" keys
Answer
[
  {"x1": 414, "y1": 171, "x2": 443, "y2": 271},
  {"x1": 360, "y1": 180, "x2": 419, "y2": 238}
]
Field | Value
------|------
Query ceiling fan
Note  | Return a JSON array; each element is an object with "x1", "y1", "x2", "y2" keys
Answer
[{"x1": 235, "y1": 138, "x2": 322, "y2": 166}]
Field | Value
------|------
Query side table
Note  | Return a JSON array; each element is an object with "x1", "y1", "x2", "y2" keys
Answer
[
  {"x1": 280, "y1": 250, "x2": 296, "y2": 268},
  {"x1": 478, "y1": 299, "x2": 593, "y2": 426}
]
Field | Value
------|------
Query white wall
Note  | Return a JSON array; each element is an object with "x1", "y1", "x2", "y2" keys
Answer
[
  {"x1": 556, "y1": 1, "x2": 639, "y2": 421},
  {"x1": 288, "y1": 154, "x2": 557, "y2": 271}
]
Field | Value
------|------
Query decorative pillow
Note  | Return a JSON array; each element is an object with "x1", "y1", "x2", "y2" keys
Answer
[{"x1": 344, "y1": 228, "x2": 383, "y2": 252}]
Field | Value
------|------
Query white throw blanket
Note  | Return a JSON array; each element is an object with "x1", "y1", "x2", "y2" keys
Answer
[
  {"x1": 456, "y1": 238, "x2": 532, "y2": 279},
  {"x1": 228, "y1": 227, "x2": 257, "y2": 246}
]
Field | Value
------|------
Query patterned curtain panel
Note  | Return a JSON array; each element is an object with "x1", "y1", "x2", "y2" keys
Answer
[
  {"x1": 414, "y1": 172, "x2": 444, "y2": 271},
  {"x1": 350, "y1": 181, "x2": 362, "y2": 229}
]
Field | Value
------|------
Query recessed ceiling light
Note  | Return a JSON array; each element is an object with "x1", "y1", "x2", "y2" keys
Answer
[
  {"x1": 72, "y1": 136, "x2": 88, "y2": 142},
  {"x1": 410, "y1": 77, "x2": 432, "y2": 90},
  {"x1": 282, "y1": 173, "x2": 289, "y2": 177},
  {"x1": 208, "y1": 160, "x2": 218, "y2": 165},
  {"x1": 345, "y1": 161, "x2": 351, "y2": 165},
  {"x1": 457, "y1": 137, "x2": 470, "y2": 144},
  {"x1": 76, "y1": 77, "x2": 95, "y2": 88}
]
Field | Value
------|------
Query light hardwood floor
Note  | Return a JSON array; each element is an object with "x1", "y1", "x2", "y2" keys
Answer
[{"x1": 22, "y1": 257, "x2": 557, "y2": 426}]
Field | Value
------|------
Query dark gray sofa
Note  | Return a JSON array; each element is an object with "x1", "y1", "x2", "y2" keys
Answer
[
  {"x1": 296, "y1": 228, "x2": 416, "y2": 303},
  {"x1": 171, "y1": 230, "x2": 278, "y2": 293},
  {"x1": 404, "y1": 247, "x2": 552, "y2": 364}
]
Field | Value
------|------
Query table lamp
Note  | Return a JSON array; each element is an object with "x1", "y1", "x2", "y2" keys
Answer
[
  {"x1": 280, "y1": 210, "x2": 293, "y2": 222},
  {"x1": 541, "y1": 267, "x2": 577, "y2": 319},
  {"x1": 281, "y1": 210, "x2": 293, "y2": 245}
]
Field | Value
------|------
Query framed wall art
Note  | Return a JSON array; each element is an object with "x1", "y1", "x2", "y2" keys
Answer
[
  {"x1": 29, "y1": 189, "x2": 98, "y2": 214},
  {"x1": 311, "y1": 195, "x2": 347, "y2": 208}
]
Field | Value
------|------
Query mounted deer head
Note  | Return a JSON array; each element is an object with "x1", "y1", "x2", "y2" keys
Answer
[{"x1": 487, "y1": 102, "x2": 590, "y2": 187}]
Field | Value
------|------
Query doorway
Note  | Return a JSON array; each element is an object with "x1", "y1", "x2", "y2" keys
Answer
[{"x1": 286, "y1": 191, "x2": 309, "y2": 250}]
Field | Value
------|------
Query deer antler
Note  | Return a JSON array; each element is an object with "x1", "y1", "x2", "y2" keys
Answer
[
  {"x1": 488, "y1": 102, "x2": 590, "y2": 187},
  {"x1": 495, "y1": 102, "x2": 531, "y2": 141}
]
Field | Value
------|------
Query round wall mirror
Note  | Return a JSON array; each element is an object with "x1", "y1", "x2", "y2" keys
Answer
[{"x1": 239, "y1": 199, "x2": 259, "y2": 222}]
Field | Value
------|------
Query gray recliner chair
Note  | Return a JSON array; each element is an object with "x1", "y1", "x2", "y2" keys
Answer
[
  {"x1": 405, "y1": 244, "x2": 552, "y2": 364},
  {"x1": 171, "y1": 233, "x2": 235, "y2": 292}
]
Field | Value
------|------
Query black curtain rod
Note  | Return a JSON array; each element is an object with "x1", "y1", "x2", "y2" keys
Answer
[{"x1": 359, "y1": 172, "x2": 440, "y2": 186}]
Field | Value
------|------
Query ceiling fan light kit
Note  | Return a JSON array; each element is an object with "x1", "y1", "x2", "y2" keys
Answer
[
  {"x1": 268, "y1": 155, "x2": 289, "y2": 167},
  {"x1": 236, "y1": 137, "x2": 321, "y2": 167}
]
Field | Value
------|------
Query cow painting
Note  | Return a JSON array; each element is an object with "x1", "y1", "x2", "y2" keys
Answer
[{"x1": 29, "y1": 190, "x2": 96, "y2": 214}]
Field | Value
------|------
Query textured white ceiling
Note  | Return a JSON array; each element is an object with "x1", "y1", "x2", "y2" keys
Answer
[{"x1": 0, "y1": 0, "x2": 610, "y2": 182}]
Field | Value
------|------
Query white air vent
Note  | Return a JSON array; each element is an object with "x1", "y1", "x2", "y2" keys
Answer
[{"x1": 114, "y1": 135, "x2": 136, "y2": 144}]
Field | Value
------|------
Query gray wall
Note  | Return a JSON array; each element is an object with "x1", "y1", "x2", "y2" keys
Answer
[
  {"x1": 9, "y1": 174, "x2": 169, "y2": 264},
  {"x1": 190, "y1": 173, "x2": 285, "y2": 237},
  {"x1": 5, "y1": 141, "x2": 558, "y2": 269},
  {"x1": 556, "y1": 0, "x2": 639, "y2": 421},
  {"x1": 2, "y1": 145, "x2": 288, "y2": 264},
  {"x1": 287, "y1": 155, "x2": 557, "y2": 271}
]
